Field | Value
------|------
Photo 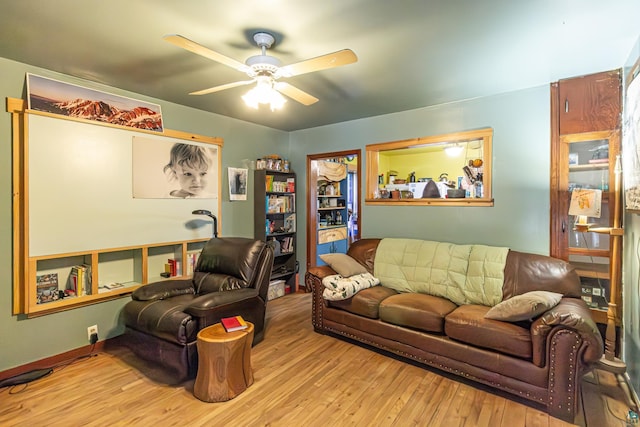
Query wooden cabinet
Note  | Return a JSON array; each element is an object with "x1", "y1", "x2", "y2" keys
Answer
[
  {"x1": 27, "y1": 239, "x2": 207, "y2": 316},
  {"x1": 253, "y1": 169, "x2": 297, "y2": 292},
  {"x1": 315, "y1": 160, "x2": 349, "y2": 266},
  {"x1": 551, "y1": 69, "x2": 622, "y2": 325},
  {"x1": 558, "y1": 70, "x2": 621, "y2": 135}
]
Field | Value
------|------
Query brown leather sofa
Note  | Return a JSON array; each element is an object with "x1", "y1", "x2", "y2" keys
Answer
[
  {"x1": 305, "y1": 238, "x2": 603, "y2": 422},
  {"x1": 122, "y1": 237, "x2": 274, "y2": 381}
]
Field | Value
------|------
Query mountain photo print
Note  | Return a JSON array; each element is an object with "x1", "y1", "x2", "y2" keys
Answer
[{"x1": 26, "y1": 73, "x2": 163, "y2": 132}]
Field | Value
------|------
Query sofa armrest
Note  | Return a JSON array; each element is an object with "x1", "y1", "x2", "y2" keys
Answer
[
  {"x1": 131, "y1": 279, "x2": 194, "y2": 301},
  {"x1": 184, "y1": 288, "x2": 259, "y2": 318},
  {"x1": 306, "y1": 266, "x2": 337, "y2": 287},
  {"x1": 305, "y1": 267, "x2": 337, "y2": 331},
  {"x1": 531, "y1": 298, "x2": 603, "y2": 366}
]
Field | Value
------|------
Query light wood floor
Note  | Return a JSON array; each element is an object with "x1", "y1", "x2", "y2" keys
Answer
[{"x1": 0, "y1": 293, "x2": 633, "y2": 426}]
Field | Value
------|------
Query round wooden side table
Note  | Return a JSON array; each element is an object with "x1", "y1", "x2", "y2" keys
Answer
[{"x1": 193, "y1": 321, "x2": 254, "y2": 402}]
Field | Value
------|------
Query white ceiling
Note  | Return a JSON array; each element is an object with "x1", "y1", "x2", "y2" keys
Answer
[{"x1": 1, "y1": 0, "x2": 638, "y2": 131}]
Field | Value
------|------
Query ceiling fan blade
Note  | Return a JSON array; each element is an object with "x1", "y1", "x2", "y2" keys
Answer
[
  {"x1": 163, "y1": 34, "x2": 248, "y2": 72},
  {"x1": 274, "y1": 82, "x2": 319, "y2": 105},
  {"x1": 280, "y1": 49, "x2": 357, "y2": 77},
  {"x1": 190, "y1": 80, "x2": 254, "y2": 96}
]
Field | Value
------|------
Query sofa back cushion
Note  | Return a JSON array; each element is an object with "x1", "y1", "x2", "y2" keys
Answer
[
  {"x1": 348, "y1": 239, "x2": 582, "y2": 302},
  {"x1": 346, "y1": 238, "x2": 381, "y2": 274},
  {"x1": 502, "y1": 251, "x2": 581, "y2": 299},
  {"x1": 193, "y1": 238, "x2": 268, "y2": 294},
  {"x1": 373, "y1": 238, "x2": 508, "y2": 306}
]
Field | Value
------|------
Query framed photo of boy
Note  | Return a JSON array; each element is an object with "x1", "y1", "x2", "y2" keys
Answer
[
  {"x1": 132, "y1": 136, "x2": 218, "y2": 199},
  {"x1": 228, "y1": 167, "x2": 248, "y2": 201}
]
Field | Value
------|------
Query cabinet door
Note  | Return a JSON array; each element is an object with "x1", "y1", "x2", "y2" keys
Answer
[
  {"x1": 558, "y1": 70, "x2": 621, "y2": 135},
  {"x1": 551, "y1": 130, "x2": 620, "y2": 323}
]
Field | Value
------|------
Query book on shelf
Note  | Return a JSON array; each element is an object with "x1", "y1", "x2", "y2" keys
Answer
[
  {"x1": 36, "y1": 273, "x2": 59, "y2": 304},
  {"x1": 588, "y1": 158, "x2": 608, "y2": 164},
  {"x1": 186, "y1": 252, "x2": 199, "y2": 276},
  {"x1": 68, "y1": 264, "x2": 91, "y2": 296},
  {"x1": 265, "y1": 175, "x2": 274, "y2": 192},
  {"x1": 167, "y1": 259, "x2": 181, "y2": 277},
  {"x1": 81, "y1": 264, "x2": 92, "y2": 295},
  {"x1": 266, "y1": 194, "x2": 294, "y2": 214},
  {"x1": 68, "y1": 268, "x2": 79, "y2": 296},
  {"x1": 284, "y1": 213, "x2": 296, "y2": 233},
  {"x1": 221, "y1": 315, "x2": 248, "y2": 332},
  {"x1": 103, "y1": 282, "x2": 125, "y2": 290}
]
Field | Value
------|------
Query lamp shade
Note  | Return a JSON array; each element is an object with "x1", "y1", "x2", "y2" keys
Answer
[{"x1": 568, "y1": 188, "x2": 602, "y2": 218}]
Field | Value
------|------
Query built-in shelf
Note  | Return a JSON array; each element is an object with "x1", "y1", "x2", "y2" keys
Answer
[{"x1": 27, "y1": 239, "x2": 208, "y2": 316}]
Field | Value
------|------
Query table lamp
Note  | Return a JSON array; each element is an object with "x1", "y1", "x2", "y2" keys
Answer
[
  {"x1": 192, "y1": 209, "x2": 218, "y2": 238},
  {"x1": 568, "y1": 188, "x2": 602, "y2": 232}
]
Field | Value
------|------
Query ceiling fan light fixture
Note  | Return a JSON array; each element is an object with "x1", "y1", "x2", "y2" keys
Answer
[{"x1": 242, "y1": 78, "x2": 286, "y2": 111}]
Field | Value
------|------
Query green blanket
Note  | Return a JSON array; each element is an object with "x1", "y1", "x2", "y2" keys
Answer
[{"x1": 373, "y1": 238, "x2": 508, "y2": 306}]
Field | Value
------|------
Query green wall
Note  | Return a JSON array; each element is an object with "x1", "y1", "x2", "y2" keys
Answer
[
  {"x1": 289, "y1": 85, "x2": 551, "y2": 277},
  {"x1": 0, "y1": 57, "x2": 288, "y2": 372},
  {"x1": 0, "y1": 55, "x2": 618, "y2": 381}
]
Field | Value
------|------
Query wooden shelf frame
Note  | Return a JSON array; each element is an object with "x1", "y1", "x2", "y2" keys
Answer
[{"x1": 8, "y1": 97, "x2": 222, "y2": 316}]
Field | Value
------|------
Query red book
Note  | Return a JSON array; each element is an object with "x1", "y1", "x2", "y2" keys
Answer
[
  {"x1": 220, "y1": 316, "x2": 248, "y2": 332},
  {"x1": 168, "y1": 259, "x2": 177, "y2": 276}
]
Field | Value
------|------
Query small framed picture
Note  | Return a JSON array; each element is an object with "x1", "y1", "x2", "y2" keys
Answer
[{"x1": 569, "y1": 153, "x2": 579, "y2": 166}]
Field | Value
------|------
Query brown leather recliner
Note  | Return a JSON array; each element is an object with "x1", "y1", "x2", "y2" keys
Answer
[{"x1": 122, "y1": 237, "x2": 274, "y2": 381}]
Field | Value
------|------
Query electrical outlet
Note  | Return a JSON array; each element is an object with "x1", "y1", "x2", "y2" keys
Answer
[{"x1": 87, "y1": 325, "x2": 98, "y2": 342}]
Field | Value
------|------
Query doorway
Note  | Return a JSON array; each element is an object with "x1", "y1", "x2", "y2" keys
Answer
[{"x1": 306, "y1": 150, "x2": 361, "y2": 271}]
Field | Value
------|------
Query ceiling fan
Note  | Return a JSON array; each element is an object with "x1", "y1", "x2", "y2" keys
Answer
[{"x1": 163, "y1": 32, "x2": 358, "y2": 108}]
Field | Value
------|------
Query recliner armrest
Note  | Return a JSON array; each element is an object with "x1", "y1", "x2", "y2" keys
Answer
[
  {"x1": 131, "y1": 279, "x2": 194, "y2": 301},
  {"x1": 184, "y1": 288, "x2": 259, "y2": 318},
  {"x1": 531, "y1": 298, "x2": 603, "y2": 366}
]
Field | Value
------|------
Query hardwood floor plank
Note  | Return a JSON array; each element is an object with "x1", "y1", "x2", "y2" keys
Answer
[{"x1": 0, "y1": 293, "x2": 626, "y2": 426}]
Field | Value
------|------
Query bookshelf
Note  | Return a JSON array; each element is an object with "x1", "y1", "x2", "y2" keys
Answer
[
  {"x1": 253, "y1": 169, "x2": 297, "y2": 293},
  {"x1": 315, "y1": 160, "x2": 349, "y2": 266}
]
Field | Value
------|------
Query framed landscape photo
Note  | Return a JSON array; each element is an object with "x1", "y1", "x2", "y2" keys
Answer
[{"x1": 26, "y1": 73, "x2": 163, "y2": 133}]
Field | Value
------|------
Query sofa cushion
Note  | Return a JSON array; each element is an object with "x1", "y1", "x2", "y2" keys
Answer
[
  {"x1": 485, "y1": 291, "x2": 563, "y2": 322},
  {"x1": 320, "y1": 253, "x2": 368, "y2": 277},
  {"x1": 328, "y1": 286, "x2": 397, "y2": 318},
  {"x1": 445, "y1": 305, "x2": 532, "y2": 359},
  {"x1": 379, "y1": 293, "x2": 457, "y2": 333}
]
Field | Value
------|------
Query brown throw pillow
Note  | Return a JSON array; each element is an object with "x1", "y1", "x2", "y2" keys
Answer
[
  {"x1": 484, "y1": 291, "x2": 563, "y2": 322},
  {"x1": 319, "y1": 253, "x2": 367, "y2": 277}
]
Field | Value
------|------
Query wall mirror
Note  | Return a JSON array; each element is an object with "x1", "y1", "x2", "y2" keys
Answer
[{"x1": 365, "y1": 128, "x2": 493, "y2": 206}]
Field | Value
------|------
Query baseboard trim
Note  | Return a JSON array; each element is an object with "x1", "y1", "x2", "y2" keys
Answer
[{"x1": 0, "y1": 339, "x2": 112, "y2": 382}]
